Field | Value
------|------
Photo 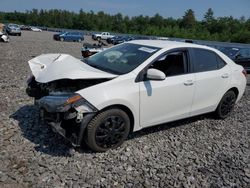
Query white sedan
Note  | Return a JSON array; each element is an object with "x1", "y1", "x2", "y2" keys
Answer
[
  {"x1": 26, "y1": 40, "x2": 247, "y2": 152},
  {"x1": 30, "y1": 27, "x2": 42, "y2": 32}
]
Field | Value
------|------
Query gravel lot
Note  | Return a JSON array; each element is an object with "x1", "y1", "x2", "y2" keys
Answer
[{"x1": 0, "y1": 31, "x2": 250, "y2": 188}]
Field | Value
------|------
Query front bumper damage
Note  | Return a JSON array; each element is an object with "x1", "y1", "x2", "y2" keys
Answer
[{"x1": 35, "y1": 95, "x2": 97, "y2": 147}]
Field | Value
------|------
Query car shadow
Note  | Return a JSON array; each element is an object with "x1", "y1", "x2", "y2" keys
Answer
[
  {"x1": 128, "y1": 114, "x2": 208, "y2": 141},
  {"x1": 10, "y1": 105, "x2": 86, "y2": 156},
  {"x1": 11, "y1": 105, "x2": 210, "y2": 155}
]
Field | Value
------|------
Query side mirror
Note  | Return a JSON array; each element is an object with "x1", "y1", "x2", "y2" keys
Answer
[{"x1": 146, "y1": 68, "x2": 166, "y2": 80}]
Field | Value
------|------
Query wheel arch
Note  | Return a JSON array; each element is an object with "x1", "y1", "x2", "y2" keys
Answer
[
  {"x1": 227, "y1": 87, "x2": 239, "y2": 99},
  {"x1": 99, "y1": 104, "x2": 135, "y2": 133},
  {"x1": 215, "y1": 86, "x2": 240, "y2": 111},
  {"x1": 214, "y1": 87, "x2": 239, "y2": 119}
]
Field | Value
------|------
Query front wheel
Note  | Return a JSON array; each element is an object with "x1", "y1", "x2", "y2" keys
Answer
[
  {"x1": 60, "y1": 37, "x2": 64, "y2": 41},
  {"x1": 85, "y1": 108, "x2": 130, "y2": 152},
  {"x1": 215, "y1": 90, "x2": 236, "y2": 119}
]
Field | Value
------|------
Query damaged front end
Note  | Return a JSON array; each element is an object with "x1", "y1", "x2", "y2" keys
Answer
[
  {"x1": 26, "y1": 76, "x2": 108, "y2": 146},
  {"x1": 37, "y1": 93, "x2": 97, "y2": 146},
  {"x1": 25, "y1": 53, "x2": 118, "y2": 147}
]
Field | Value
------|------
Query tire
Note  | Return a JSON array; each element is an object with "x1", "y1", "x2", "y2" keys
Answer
[
  {"x1": 215, "y1": 90, "x2": 236, "y2": 119},
  {"x1": 78, "y1": 38, "x2": 82, "y2": 42},
  {"x1": 60, "y1": 37, "x2": 64, "y2": 41},
  {"x1": 97, "y1": 37, "x2": 101, "y2": 41},
  {"x1": 18, "y1": 33, "x2": 21, "y2": 36},
  {"x1": 85, "y1": 108, "x2": 130, "y2": 152}
]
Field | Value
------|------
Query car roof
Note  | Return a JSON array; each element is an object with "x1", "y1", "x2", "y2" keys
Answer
[{"x1": 128, "y1": 40, "x2": 217, "y2": 51}]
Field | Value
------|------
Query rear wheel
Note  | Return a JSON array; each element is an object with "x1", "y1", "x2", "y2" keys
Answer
[
  {"x1": 85, "y1": 108, "x2": 130, "y2": 152},
  {"x1": 215, "y1": 90, "x2": 236, "y2": 119}
]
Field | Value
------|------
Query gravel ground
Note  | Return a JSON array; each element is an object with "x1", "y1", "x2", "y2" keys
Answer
[{"x1": 0, "y1": 31, "x2": 250, "y2": 188}]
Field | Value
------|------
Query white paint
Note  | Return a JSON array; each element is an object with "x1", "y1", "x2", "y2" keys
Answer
[{"x1": 28, "y1": 54, "x2": 117, "y2": 83}]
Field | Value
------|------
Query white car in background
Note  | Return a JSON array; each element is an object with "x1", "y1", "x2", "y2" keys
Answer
[
  {"x1": 92, "y1": 32, "x2": 114, "y2": 41},
  {"x1": 26, "y1": 40, "x2": 247, "y2": 152},
  {"x1": 31, "y1": 27, "x2": 42, "y2": 32}
]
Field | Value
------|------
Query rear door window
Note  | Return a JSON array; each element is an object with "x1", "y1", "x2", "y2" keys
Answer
[{"x1": 192, "y1": 48, "x2": 220, "y2": 72}]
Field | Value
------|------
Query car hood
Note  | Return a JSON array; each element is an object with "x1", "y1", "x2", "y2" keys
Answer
[{"x1": 28, "y1": 54, "x2": 117, "y2": 83}]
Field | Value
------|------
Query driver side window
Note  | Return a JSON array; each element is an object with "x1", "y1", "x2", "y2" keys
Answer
[{"x1": 151, "y1": 51, "x2": 187, "y2": 77}]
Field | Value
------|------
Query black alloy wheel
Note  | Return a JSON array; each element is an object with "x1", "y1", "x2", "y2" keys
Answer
[
  {"x1": 215, "y1": 90, "x2": 236, "y2": 119},
  {"x1": 95, "y1": 116, "x2": 126, "y2": 147},
  {"x1": 86, "y1": 109, "x2": 130, "y2": 152}
]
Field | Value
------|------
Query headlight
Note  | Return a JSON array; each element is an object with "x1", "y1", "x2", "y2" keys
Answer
[
  {"x1": 36, "y1": 94, "x2": 97, "y2": 113},
  {"x1": 67, "y1": 94, "x2": 97, "y2": 113},
  {"x1": 64, "y1": 94, "x2": 82, "y2": 105}
]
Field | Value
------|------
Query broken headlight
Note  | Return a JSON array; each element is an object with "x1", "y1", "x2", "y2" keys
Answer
[
  {"x1": 36, "y1": 94, "x2": 97, "y2": 113},
  {"x1": 66, "y1": 94, "x2": 97, "y2": 113}
]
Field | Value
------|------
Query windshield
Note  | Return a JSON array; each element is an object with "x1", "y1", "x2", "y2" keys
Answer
[
  {"x1": 9, "y1": 24, "x2": 19, "y2": 28},
  {"x1": 84, "y1": 43, "x2": 160, "y2": 75}
]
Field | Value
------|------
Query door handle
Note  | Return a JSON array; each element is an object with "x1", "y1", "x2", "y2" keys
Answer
[
  {"x1": 184, "y1": 80, "x2": 194, "y2": 86},
  {"x1": 221, "y1": 73, "x2": 229, "y2": 78}
]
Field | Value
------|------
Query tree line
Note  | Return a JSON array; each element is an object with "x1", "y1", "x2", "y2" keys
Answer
[{"x1": 0, "y1": 8, "x2": 250, "y2": 43}]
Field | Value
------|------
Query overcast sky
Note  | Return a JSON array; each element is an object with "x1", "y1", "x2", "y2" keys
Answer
[{"x1": 1, "y1": 0, "x2": 250, "y2": 20}]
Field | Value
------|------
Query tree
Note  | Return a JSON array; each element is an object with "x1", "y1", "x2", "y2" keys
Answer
[
  {"x1": 0, "y1": 9, "x2": 249, "y2": 43},
  {"x1": 204, "y1": 8, "x2": 215, "y2": 23},
  {"x1": 180, "y1": 9, "x2": 196, "y2": 29},
  {"x1": 203, "y1": 8, "x2": 217, "y2": 34}
]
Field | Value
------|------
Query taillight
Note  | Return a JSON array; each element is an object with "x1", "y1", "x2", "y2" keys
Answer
[{"x1": 242, "y1": 69, "x2": 247, "y2": 77}]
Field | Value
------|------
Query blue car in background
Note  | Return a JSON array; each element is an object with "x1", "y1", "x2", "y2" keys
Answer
[{"x1": 53, "y1": 32, "x2": 84, "y2": 42}]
